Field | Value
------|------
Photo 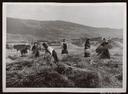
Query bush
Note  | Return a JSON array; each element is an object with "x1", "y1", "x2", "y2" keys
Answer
[{"x1": 68, "y1": 70, "x2": 100, "y2": 88}]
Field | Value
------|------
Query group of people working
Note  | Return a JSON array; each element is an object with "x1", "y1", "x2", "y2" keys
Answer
[
  {"x1": 31, "y1": 39, "x2": 68, "y2": 64},
  {"x1": 31, "y1": 38, "x2": 110, "y2": 65},
  {"x1": 84, "y1": 38, "x2": 110, "y2": 59}
]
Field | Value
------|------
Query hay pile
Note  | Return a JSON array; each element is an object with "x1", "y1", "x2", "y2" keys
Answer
[{"x1": 6, "y1": 55, "x2": 100, "y2": 88}]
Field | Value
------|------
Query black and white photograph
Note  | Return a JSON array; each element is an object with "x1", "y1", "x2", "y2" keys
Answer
[{"x1": 2, "y1": 3, "x2": 126, "y2": 93}]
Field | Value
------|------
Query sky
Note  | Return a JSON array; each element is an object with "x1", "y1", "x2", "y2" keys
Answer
[{"x1": 5, "y1": 3, "x2": 126, "y2": 29}]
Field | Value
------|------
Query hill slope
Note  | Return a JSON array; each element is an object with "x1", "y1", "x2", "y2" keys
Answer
[{"x1": 7, "y1": 17, "x2": 123, "y2": 41}]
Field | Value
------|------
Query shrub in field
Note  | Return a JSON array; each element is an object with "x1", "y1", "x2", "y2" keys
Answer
[
  {"x1": 44, "y1": 71, "x2": 75, "y2": 87},
  {"x1": 67, "y1": 70, "x2": 100, "y2": 88},
  {"x1": 115, "y1": 74, "x2": 122, "y2": 81}
]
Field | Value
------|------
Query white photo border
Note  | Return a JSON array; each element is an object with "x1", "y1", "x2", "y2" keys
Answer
[{"x1": 2, "y1": 2, "x2": 127, "y2": 93}]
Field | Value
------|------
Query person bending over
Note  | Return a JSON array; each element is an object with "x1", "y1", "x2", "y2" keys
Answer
[{"x1": 42, "y1": 43, "x2": 59, "y2": 64}]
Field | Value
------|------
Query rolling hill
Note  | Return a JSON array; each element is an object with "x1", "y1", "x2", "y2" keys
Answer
[{"x1": 7, "y1": 17, "x2": 123, "y2": 42}]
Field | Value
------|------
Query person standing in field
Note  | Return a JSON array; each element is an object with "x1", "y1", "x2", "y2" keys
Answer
[
  {"x1": 31, "y1": 42, "x2": 40, "y2": 72},
  {"x1": 32, "y1": 42, "x2": 40, "y2": 58},
  {"x1": 61, "y1": 39, "x2": 68, "y2": 60},
  {"x1": 42, "y1": 43, "x2": 59, "y2": 64},
  {"x1": 84, "y1": 38, "x2": 91, "y2": 57},
  {"x1": 96, "y1": 38, "x2": 110, "y2": 59},
  {"x1": 61, "y1": 39, "x2": 68, "y2": 54}
]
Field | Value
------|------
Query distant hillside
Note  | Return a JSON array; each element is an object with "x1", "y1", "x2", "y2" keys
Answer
[{"x1": 7, "y1": 17, "x2": 123, "y2": 42}]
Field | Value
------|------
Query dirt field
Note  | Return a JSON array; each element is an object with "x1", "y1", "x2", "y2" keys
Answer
[{"x1": 6, "y1": 41, "x2": 123, "y2": 88}]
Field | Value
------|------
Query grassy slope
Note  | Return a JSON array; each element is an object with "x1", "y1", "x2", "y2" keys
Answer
[{"x1": 7, "y1": 17, "x2": 123, "y2": 42}]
